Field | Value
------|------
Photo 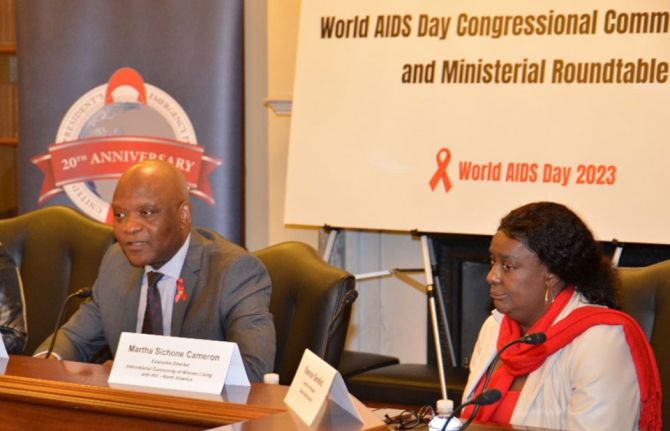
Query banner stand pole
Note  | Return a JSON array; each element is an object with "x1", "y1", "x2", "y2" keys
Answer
[
  {"x1": 419, "y1": 234, "x2": 449, "y2": 401},
  {"x1": 322, "y1": 225, "x2": 339, "y2": 262}
]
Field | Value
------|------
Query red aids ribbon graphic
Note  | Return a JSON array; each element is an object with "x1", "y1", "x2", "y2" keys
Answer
[
  {"x1": 429, "y1": 148, "x2": 452, "y2": 192},
  {"x1": 174, "y1": 278, "x2": 188, "y2": 304}
]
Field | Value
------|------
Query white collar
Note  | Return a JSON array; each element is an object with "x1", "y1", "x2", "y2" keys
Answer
[{"x1": 144, "y1": 233, "x2": 191, "y2": 280}]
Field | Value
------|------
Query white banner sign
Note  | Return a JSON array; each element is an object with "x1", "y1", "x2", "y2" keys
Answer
[
  {"x1": 286, "y1": 0, "x2": 670, "y2": 243},
  {"x1": 109, "y1": 332, "x2": 249, "y2": 394}
]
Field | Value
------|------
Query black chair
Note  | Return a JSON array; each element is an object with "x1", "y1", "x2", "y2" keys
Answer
[
  {"x1": 254, "y1": 241, "x2": 356, "y2": 385},
  {"x1": 0, "y1": 206, "x2": 114, "y2": 354},
  {"x1": 346, "y1": 364, "x2": 468, "y2": 407},
  {"x1": 338, "y1": 350, "x2": 400, "y2": 380},
  {"x1": 618, "y1": 260, "x2": 670, "y2": 427}
]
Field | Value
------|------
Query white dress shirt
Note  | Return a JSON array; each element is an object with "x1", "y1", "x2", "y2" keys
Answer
[{"x1": 136, "y1": 234, "x2": 190, "y2": 335}]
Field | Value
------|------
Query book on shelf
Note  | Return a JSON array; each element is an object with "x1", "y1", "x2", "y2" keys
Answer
[
  {"x1": 0, "y1": 53, "x2": 17, "y2": 138},
  {"x1": 0, "y1": 83, "x2": 17, "y2": 138},
  {"x1": 0, "y1": 0, "x2": 17, "y2": 45}
]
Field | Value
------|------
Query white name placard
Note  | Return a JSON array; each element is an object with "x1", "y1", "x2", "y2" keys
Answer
[
  {"x1": 0, "y1": 337, "x2": 9, "y2": 374},
  {"x1": 108, "y1": 332, "x2": 249, "y2": 394},
  {"x1": 284, "y1": 349, "x2": 363, "y2": 426},
  {"x1": 0, "y1": 336, "x2": 7, "y2": 358},
  {"x1": 0, "y1": 337, "x2": 7, "y2": 374}
]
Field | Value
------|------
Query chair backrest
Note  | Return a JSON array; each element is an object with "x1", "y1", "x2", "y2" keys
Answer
[
  {"x1": 0, "y1": 206, "x2": 114, "y2": 354},
  {"x1": 617, "y1": 260, "x2": 670, "y2": 425},
  {"x1": 253, "y1": 241, "x2": 356, "y2": 385}
]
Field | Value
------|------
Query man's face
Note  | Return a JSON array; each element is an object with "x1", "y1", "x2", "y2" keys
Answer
[{"x1": 111, "y1": 173, "x2": 190, "y2": 268}]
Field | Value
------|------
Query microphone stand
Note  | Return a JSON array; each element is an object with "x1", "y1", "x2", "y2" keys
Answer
[
  {"x1": 45, "y1": 288, "x2": 92, "y2": 359},
  {"x1": 324, "y1": 289, "x2": 358, "y2": 356}
]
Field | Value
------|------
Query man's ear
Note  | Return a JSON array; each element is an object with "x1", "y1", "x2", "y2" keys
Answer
[{"x1": 178, "y1": 201, "x2": 192, "y2": 229}]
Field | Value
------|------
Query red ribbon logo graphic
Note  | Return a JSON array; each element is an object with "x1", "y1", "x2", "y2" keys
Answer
[{"x1": 429, "y1": 148, "x2": 452, "y2": 192}]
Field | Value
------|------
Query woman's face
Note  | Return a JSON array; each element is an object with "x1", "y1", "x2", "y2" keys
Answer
[{"x1": 487, "y1": 230, "x2": 554, "y2": 332}]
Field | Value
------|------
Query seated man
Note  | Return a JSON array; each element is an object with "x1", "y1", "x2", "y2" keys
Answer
[
  {"x1": 0, "y1": 242, "x2": 27, "y2": 354},
  {"x1": 36, "y1": 160, "x2": 275, "y2": 382}
]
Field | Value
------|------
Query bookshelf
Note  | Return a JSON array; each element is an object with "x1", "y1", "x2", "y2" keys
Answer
[
  {"x1": 0, "y1": 0, "x2": 18, "y2": 143},
  {"x1": 0, "y1": 49, "x2": 18, "y2": 146},
  {"x1": 1, "y1": 0, "x2": 18, "y2": 217}
]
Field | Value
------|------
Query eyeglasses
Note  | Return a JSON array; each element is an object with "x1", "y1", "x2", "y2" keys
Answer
[{"x1": 384, "y1": 405, "x2": 435, "y2": 430}]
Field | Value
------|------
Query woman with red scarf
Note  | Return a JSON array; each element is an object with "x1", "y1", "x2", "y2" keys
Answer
[{"x1": 461, "y1": 202, "x2": 661, "y2": 430}]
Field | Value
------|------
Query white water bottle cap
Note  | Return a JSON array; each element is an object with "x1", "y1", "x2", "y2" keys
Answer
[
  {"x1": 436, "y1": 398, "x2": 454, "y2": 415},
  {"x1": 263, "y1": 372, "x2": 280, "y2": 385}
]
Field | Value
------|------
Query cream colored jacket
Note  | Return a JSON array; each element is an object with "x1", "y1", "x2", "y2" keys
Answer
[{"x1": 463, "y1": 291, "x2": 640, "y2": 430}]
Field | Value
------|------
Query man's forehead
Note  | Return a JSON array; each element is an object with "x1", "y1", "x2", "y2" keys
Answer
[{"x1": 111, "y1": 194, "x2": 160, "y2": 209}]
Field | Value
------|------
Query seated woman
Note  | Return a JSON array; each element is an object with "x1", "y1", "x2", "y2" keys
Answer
[
  {"x1": 461, "y1": 202, "x2": 661, "y2": 430},
  {"x1": 0, "y1": 242, "x2": 26, "y2": 354}
]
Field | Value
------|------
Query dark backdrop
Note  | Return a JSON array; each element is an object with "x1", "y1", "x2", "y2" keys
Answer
[{"x1": 16, "y1": 0, "x2": 244, "y2": 243}]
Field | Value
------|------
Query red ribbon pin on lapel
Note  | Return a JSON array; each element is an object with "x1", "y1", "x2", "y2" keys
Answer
[{"x1": 174, "y1": 278, "x2": 187, "y2": 303}]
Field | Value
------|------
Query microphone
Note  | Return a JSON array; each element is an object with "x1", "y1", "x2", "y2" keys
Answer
[
  {"x1": 472, "y1": 389, "x2": 502, "y2": 405},
  {"x1": 439, "y1": 390, "x2": 502, "y2": 431},
  {"x1": 327, "y1": 289, "x2": 358, "y2": 339},
  {"x1": 460, "y1": 332, "x2": 546, "y2": 430},
  {"x1": 519, "y1": 332, "x2": 546, "y2": 345},
  {"x1": 481, "y1": 332, "x2": 546, "y2": 393},
  {"x1": 44, "y1": 288, "x2": 92, "y2": 359}
]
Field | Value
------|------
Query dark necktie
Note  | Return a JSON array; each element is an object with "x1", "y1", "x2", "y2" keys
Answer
[{"x1": 142, "y1": 271, "x2": 164, "y2": 335}]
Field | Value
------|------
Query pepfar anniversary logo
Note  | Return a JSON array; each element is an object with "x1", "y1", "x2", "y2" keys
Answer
[{"x1": 31, "y1": 67, "x2": 222, "y2": 223}]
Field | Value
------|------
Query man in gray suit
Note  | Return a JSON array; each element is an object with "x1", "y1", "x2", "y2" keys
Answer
[{"x1": 36, "y1": 160, "x2": 275, "y2": 382}]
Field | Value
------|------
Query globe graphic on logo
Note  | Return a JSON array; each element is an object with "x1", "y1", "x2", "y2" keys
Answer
[{"x1": 79, "y1": 102, "x2": 176, "y2": 201}]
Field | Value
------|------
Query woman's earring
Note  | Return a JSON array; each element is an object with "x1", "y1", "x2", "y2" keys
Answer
[{"x1": 544, "y1": 287, "x2": 554, "y2": 305}]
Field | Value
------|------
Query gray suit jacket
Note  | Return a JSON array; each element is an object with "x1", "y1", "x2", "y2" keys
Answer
[{"x1": 37, "y1": 228, "x2": 275, "y2": 382}]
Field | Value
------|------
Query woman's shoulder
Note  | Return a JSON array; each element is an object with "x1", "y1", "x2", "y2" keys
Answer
[
  {"x1": 478, "y1": 311, "x2": 502, "y2": 334},
  {"x1": 559, "y1": 295, "x2": 631, "y2": 353},
  {"x1": 561, "y1": 322, "x2": 631, "y2": 368},
  {"x1": 474, "y1": 313, "x2": 503, "y2": 348}
]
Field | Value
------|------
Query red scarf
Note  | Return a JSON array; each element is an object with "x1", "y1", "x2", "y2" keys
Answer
[{"x1": 463, "y1": 287, "x2": 662, "y2": 430}]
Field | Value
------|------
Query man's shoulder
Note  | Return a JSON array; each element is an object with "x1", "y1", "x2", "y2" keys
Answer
[
  {"x1": 0, "y1": 242, "x2": 16, "y2": 267},
  {"x1": 0, "y1": 242, "x2": 21, "y2": 299},
  {"x1": 0, "y1": 241, "x2": 20, "y2": 296},
  {"x1": 190, "y1": 227, "x2": 263, "y2": 271},
  {"x1": 189, "y1": 228, "x2": 268, "y2": 281},
  {"x1": 191, "y1": 227, "x2": 249, "y2": 257},
  {"x1": 99, "y1": 242, "x2": 135, "y2": 273}
]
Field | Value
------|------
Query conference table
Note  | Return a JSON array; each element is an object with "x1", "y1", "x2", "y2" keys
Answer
[{"x1": 0, "y1": 355, "x2": 548, "y2": 430}]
